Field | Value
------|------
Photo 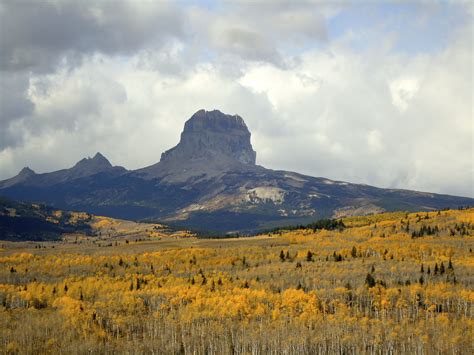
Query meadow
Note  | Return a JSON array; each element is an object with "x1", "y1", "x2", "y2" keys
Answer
[{"x1": 1, "y1": 208, "x2": 473, "y2": 354}]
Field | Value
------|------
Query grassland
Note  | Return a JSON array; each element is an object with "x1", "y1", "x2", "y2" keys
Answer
[{"x1": 1, "y1": 208, "x2": 473, "y2": 354}]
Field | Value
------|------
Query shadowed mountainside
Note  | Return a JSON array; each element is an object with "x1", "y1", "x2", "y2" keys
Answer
[{"x1": 1, "y1": 109, "x2": 472, "y2": 233}]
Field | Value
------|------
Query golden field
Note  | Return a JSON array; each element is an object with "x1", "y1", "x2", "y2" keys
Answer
[{"x1": 1, "y1": 209, "x2": 473, "y2": 354}]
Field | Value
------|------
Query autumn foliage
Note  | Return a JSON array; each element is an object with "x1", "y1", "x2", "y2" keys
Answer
[{"x1": 1, "y1": 208, "x2": 473, "y2": 353}]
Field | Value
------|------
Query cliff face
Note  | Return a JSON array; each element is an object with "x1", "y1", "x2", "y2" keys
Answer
[
  {"x1": 160, "y1": 110, "x2": 256, "y2": 165},
  {"x1": 0, "y1": 109, "x2": 472, "y2": 233}
]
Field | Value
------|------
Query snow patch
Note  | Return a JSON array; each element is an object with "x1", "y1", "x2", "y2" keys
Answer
[{"x1": 246, "y1": 187, "x2": 286, "y2": 204}]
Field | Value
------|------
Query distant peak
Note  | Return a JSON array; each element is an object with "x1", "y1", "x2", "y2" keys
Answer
[
  {"x1": 73, "y1": 152, "x2": 112, "y2": 171},
  {"x1": 160, "y1": 110, "x2": 256, "y2": 165},
  {"x1": 93, "y1": 152, "x2": 104, "y2": 158},
  {"x1": 92, "y1": 152, "x2": 109, "y2": 162},
  {"x1": 18, "y1": 167, "x2": 36, "y2": 176}
]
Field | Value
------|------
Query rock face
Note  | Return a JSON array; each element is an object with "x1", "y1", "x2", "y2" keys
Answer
[
  {"x1": 67, "y1": 152, "x2": 114, "y2": 178},
  {"x1": 0, "y1": 167, "x2": 36, "y2": 188},
  {"x1": 0, "y1": 109, "x2": 472, "y2": 233},
  {"x1": 0, "y1": 152, "x2": 126, "y2": 189},
  {"x1": 160, "y1": 110, "x2": 256, "y2": 165}
]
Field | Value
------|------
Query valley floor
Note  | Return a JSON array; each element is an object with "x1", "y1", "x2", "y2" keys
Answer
[{"x1": 1, "y1": 209, "x2": 473, "y2": 354}]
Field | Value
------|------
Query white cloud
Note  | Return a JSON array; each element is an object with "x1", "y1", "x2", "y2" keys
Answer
[{"x1": 389, "y1": 77, "x2": 420, "y2": 112}]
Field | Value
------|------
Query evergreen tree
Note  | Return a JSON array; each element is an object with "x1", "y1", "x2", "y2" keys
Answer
[
  {"x1": 440, "y1": 262, "x2": 445, "y2": 275},
  {"x1": 365, "y1": 273, "x2": 376, "y2": 288}
]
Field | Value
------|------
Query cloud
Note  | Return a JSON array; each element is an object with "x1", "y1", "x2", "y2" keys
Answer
[
  {"x1": 0, "y1": 71, "x2": 34, "y2": 148},
  {"x1": 389, "y1": 77, "x2": 420, "y2": 112},
  {"x1": 0, "y1": 0, "x2": 184, "y2": 73},
  {"x1": 237, "y1": 19, "x2": 472, "y2": 197},
  {"x1": 187, "y1": 1, "x2": 330, "y2": 65},
  {"x1": 0, "y1": 0, "x2": 185, "y2": 150}
]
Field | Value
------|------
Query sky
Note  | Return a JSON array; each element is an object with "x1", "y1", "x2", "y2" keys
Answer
[{"x1": 0, "y1": 0, "x2": 472, "y2": 197}]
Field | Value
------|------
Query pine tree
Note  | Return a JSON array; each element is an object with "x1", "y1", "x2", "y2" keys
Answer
[
  {"x1": 279, "y1": 250, "x2": 285, "y2": 262},
  {"x1": 448, "y1": 258, "x2": 454, "y2": 271},
  {"x1": 365, "y1": 273, "x2": 376, "y2": 288},
  {"x1": 306, "y1": 250, "x2": 313, "y2": 262}
]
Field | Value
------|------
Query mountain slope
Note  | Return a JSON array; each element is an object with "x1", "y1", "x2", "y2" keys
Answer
[
  {"x1": 0, "y1": 197, "x2": 189, "y2": 241},
  {"x1": 0, "y1": 197, "x2": 93, "y2": 241},
  {"x1": 0, "y1": 109, "x2": 472, "y2": 233}
]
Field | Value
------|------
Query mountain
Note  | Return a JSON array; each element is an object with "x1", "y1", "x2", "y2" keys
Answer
[
  {"x1": 0, "y1": 197, "x2": 93, "y2": 241},
  {"x1": 1, "y1": 109, "x2": 472, "y2": 233},
  {"x1": 0, "y1": 197, "x2": 184, "y2": 241}
]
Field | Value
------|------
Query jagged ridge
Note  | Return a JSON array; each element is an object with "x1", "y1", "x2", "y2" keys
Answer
[{"x1": 0, "y1": 109, "x2": 472, "y2": 233}]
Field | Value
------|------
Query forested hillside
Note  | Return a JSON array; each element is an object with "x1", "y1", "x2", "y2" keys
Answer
[
  {"x1": 0, "y1": 197, "x2": 93, "y2": 241},
  {"x1": 1, "y1": 208, "x2": 473, "y2": 353}
]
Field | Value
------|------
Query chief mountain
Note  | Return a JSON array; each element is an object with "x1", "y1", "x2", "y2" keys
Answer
[{"x1": 1, "y1": 110, "x2": 472, "y2": 233}]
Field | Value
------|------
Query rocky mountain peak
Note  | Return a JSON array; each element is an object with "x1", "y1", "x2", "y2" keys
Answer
[
  {"x1": 73, "y1": 152, "x2": 112, "y2": 173},
  {"x1": 18, "y1": 167, "x2": 36, "y2": 176},
  {"x1": 160, "y1": 110, "x2": 257, "y2": 165}
]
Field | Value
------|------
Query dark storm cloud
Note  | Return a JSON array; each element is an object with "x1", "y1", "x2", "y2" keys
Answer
[
  {"x1": 0, "y1": 72, "x2": 34, "y2": 149},
  {"x1": 0, "y1": 0, "x2": 185, "y2": 73},
  {"x1": 0, "y1": 0, "x2": 184, "y2": 149}
]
